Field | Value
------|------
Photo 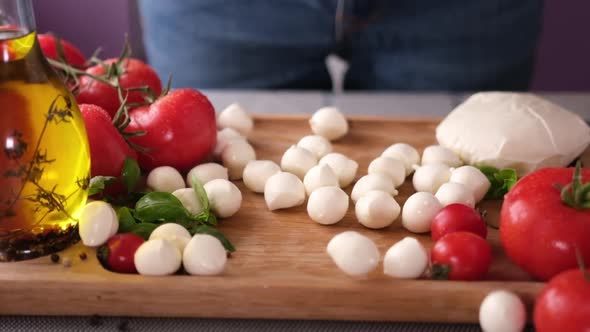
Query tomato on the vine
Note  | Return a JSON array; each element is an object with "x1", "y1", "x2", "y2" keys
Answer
[
  {"x1": 431, "y1": 231, "x2": 492, "y2": 281},
  {"x1": 430, "y1": 203, "x2": 487, "y2": 241},
  {"x1": 38, "y1": 33, "x2": 86, "y2": 68}
]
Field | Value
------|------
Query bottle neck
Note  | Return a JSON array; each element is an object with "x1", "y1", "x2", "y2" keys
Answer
[{"x1": 0, "y1": 0, "x2": 36, "y2": 37}]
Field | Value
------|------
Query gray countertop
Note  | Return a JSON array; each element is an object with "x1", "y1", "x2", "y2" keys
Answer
[{"x1": 2, "y1": 90, "x2": 587, "y2": 332}]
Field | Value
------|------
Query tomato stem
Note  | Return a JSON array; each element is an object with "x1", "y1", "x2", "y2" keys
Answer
[
  {"x1": 575, "y1": 247, "x2": 590, "y2": 282},
  {"x1": 558, "y1": 161, "x2": 590, "y2": 210},
  {"x1": 431, "y1": 264, "x2": 451, "y2": 280}
]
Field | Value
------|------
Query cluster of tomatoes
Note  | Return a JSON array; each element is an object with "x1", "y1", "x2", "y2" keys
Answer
[{"x1": 38, "y1": 34, "x2": 217, "y2": 185}]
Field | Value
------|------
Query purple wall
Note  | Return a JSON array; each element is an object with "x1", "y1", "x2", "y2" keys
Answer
[{"x1": 32, "y1": 0, "x2": 590, "y2": 91}]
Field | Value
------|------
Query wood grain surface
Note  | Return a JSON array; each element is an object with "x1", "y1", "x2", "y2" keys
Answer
[{"x1": 0, "y1": 115, "x2": 554, "y2": 323}]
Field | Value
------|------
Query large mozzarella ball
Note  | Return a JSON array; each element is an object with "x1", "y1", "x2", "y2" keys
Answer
[
  {"x1": 242, "y1": 160, "x2": 281, "y2": 193},
  {"x1": 412, "y1": 163, "x2": 452, "y2": 193},
  {"x1": 351, "y1": 173, "x2": 398, "y2": 203},
  {"x1": 203, "y1": 179, "x2": 242, "y2": 218},
  {"x1": 221, "y1": 139, "x2": 256, "y2": 180},
  {"x1": 368, "y1": 156, "x2": 406, "y2": 188},
  {"x1": 79, "y1": 201, "x2": 118, "y2": 247},
  {"x1": 319, "y1": 153, "x2": 358, "y2": 188},
  {"x1": 297, "y1": 135, "x2": 333, "y2": 159},
  {"x1": 449, "y1": 165, "x2": 491, "y2": 203},
  {"x1": 280, "y1": 145, "x2": 318, "y2": 179},
  {"x1": 264, "y1": 172, "x2": 306, "y2": 211},
  {"x1": 355, "y1": 190, "x2": 401, "y2": 229},
  {"x1": 401, "y1": 192, "x2": 443, "y2": 233},
  {"x1": 326, "y1": 231, "x2": 380, "y2": 277},
  {"x1": 186, "y1": 163, "x2": 228, "y2": 187},
  {"x1": 381, "y1": 143, "x2": 420, "y2": 176},
  {"x1": 383, "y1": 237, "x2": 429, "y2": 279},
  {"x1": 309, "y1": 106, "x2": 349, "y2": 140},
  {"x1": 146, "y1": 166, "x2": 185, "y2": 193},
  {"x1": 134, "y1": 239, "x2": 182, "y2": 276},
  {"x1": 479, "y1": 290, "x2": 526, "y2": 332},
  {"x1": 307, "y1": 186, "x2": 349, "y2": 225},
  {"x1": 434, "y1": 182, "x2": 475, "y2": 208},
  {"x1": 214, "y1": 127, "x2": 245, "y2": 157},
  {"x1": 149, "y1": 223, "x2": 192, "y2": 254},
  {"x1": 421, "y1": 145, "x2": 463, "y2": 167},
  {"x1": 183, "y1": 234, "x2": 227, "y2": 276},
  {"x1": 217, "y1": 103, "x2": 254, "y2": 137},
  {"x1": 303, "y1": 163, "x2": 339, "y2": 195}
]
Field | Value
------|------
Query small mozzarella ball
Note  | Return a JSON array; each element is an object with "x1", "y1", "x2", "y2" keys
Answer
[
  {"x1": 368, "y1": 156, "x2": 406, "y2": 188},
  {"x1": 149, "y1": 223, "x2": 192, "y2": 254},
  {"x1": 183, "y1": 234, "x2": 227, "y2": 276},
  {"x1": 303, "y1": 164, "x2": 339, "y2": 195},
  {"x1": 242, "y1": 160, "x2": 281, "y2": 193},
  {"x1": 307, "y1": 186, "x2": 349, "y2": 225},
  {"x1": 412, "y1": 163, "x2": 452, "y2": 194},
  {"x1": 214, "y1": 128, "x2": 245, "y2": 157},
  {"x1": 79, "y1": 201, "x2": 118, "y2": 247},
  {"x1": 221, "y1": 139, "x2": 256, "y2": 180},
  {"x1": 421, "y1": 145, "x2": 463, "y2": 167},
  {"x1": 297, "y1": 135, "x2": 333, "y2": 159},
  {"x1": 319, "y1": 153, "x2": 358, "y2": 188},
  {"x1": 134, "y1": 239, "x2": 182, "y2": 276},
  {"x1": 146, "y1": 166, "x2": 185, "y2": 193},
  {"x1": 351, "y1": 173, "x2": 398, "y2": 203},
  {"x1": 381, "y1": 143, "x2": 420, "y2": 176},
  {"x1": 479, "y1": 290, "x2": 526, "y2": 332},
  {"x1": 450, "y1": 166, "x2": 491, "y2": 203},
  {"x1": 355, "y1": 190, "x2": 401, "y2": 229},
  {"x1": 264, "y1": 172, "x2": 306, "y2": 211},
  {"x1": 171, "y1": 188, "x2": 204, "y2": 215},
  {"x1": 309, "y1": 106, "x2": 349, "y2": 141},
  {"x1": 217, "y1": 103, "x2": 253, "y2": 137},
  {"x1": 435, "y1": 182, "x2": 475, "y2": 208},
  {"x1": 186, "y1": 163, "x2": 228, "y2": 187},
  {"x1": 383, "y1": 237, "x2": 428, "y2": 279},
  {"x1": 203, "y1": 179, "x2": 242, "y2": 218},
  {"x1": 280, "y1": 145, "x2": 318, "y2": 179},
  {"x1": 401, "y1": 192, "x2": 443, "y2": 233},
  {"x1": 326, "y1": 231, "x2": 380, "y2": 277}
]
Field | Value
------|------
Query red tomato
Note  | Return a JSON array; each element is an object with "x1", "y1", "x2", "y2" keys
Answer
[
  {"x1": 37, "y1": 33, "x2": 86, "y2": 68},
  {"x1": 125, "y1": 88, "x2": 217, "y2": 172},
  {"x1": 97, "y1": 233, "x2": 145, "y2": 274},
  {"x1": 79, "y1": 104, "x2": 138, "y2": 179},
  {"x1": 431, "y1": 231, "x2": 492, "y2": 281},
  {"x1": 534, "y1": 268, "x2": 590, "y2": 332},
  {"x1": 430, "y1": 203, "x2": 487, "y2": 241},
  {"x1": 77, "y1": 58, "x2": 162, "y2": 118},
  {"x1": 500, "y1": 167, "x2": 590, "y2": 281}
]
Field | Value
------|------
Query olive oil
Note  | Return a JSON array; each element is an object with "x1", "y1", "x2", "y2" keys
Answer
[{"x1": 0, "y1": 29, "x2": 90, "y2": 261}]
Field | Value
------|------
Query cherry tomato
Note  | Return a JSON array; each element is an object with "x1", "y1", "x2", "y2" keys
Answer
[
  {"x1": 431, "y1": 231, "x2": 492, "y2": 281},
  {"x1": 37, "y1": 33, "x2": 86, "y2": 68},
  {"x1": 534, "y1": 267, "x2": 590, "y2": 332},
  {"x1": 97, "y1": 233, "x2": 145, "y2": 274},
  {"x1": 431, "y1": 203, "x2": 487, "y2": 241}
]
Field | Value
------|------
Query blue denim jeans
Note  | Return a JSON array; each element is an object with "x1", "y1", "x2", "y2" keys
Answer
[{"x1": 138, "y1": 0, "x2": 543, "y2": 91}]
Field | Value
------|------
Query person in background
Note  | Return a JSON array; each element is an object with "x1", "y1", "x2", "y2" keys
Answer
[{"x1": 137, "y1": 0, "x2": 544, "y2": 92}]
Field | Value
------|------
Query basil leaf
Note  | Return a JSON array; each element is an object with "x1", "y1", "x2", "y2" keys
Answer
[
  {"x1": 129, "y1": 223, "x2": 158, "y2": 240},
  {"x1": 190, "y1": 175, "x2": 210, "y2": 213},
  {"x1": 134, "y1": 192, "x2": 192, "y2": 223},
  {"x1": 88, "y1": 176, "x2": 116, "y2": 196},
  {"x1": 476, "y1": 165, "x2": 518, "y2": 200},
  {"x1": 121, "y1": 157, "x2": 141, "y2": 193},
  {"x1": 192, "y1": 224, "x2": 235, "y2": 252},
  {"x1": 116, "y1": 207, "x2": 137, "y2": 233},
  {"x1": 194, "y1": 211, "x2": 218, "y2": 226}
]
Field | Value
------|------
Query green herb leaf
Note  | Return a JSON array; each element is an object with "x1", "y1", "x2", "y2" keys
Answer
[
  {"x1": 476, "y1": 165, "x2": 518, "y2": 200},
  {"x1": 120, "y1": 157, "x2": 141, "y2": 193},
  {"x1": 116, "y1": 207, "x2": 137, "y2": 233},
  {"x1": 190, "y1": 175, "x2": 209, "y2": 213},
  {"x1": 128, "y1": 223, "x2": 158, "y2": 240},
  {"x1": 192, "y1": 224, "x2": 235, "y2": 252},
  {"x1": 134, "y1": 192, "x2": 192, "y2": 223},
  {"x1": 88, "y1": 176, "x2": 116, "y2": 196}
]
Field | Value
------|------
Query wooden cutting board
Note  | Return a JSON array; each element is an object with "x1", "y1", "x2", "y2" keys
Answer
[{"x1": 0, "y1": 115, "x2": 548, "y2": 323}]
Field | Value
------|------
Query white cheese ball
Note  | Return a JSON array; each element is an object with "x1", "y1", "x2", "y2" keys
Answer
[
  {"x1": 280, "y1": 145, "x2": 318, "y2": 179},
  {"x1": 309, "y1": 106, "x2": 349, "y2": 140},
  {"x1": 221, "y1": 139, "x2": 256, "y2": 180},
  {"x1": 172, "y1": 188, "x2": 204, "y2": 215},
  {"x1": 383, "y1": 237, "x2": 429, "y2": 279},
  {"x1": 319, "y1": 153, "x2": 358, "y2": 188},
  {"x1": 186, "y1": 163, "x2": 228, "y2": 187},
  {"x1": 134, "y1": 239, "x2": 182, "y2": 276},
  {"x1": 450, "y1": 166, "x2": 492, "y2": 203},
  {"x1": 217, "y1": 102, "x2": 254, "y2": 137},
  {"x1": 479, "y1": 290, "x2": 526, "y2": 332},
  {"x1": 351, "y1": 173, "x2": 398, "y2": 203},
  {"x1": 149, "y1": 223, "x2": 192, "y2": 254},
  {"x1": 307, "y1": 186, "x2": 349, "y2": 225},
  {"x1": 203, "y1": 179, "x2": 242, "y2": 218},
  {"x1": 79, "y1": 201, "x2": 118, "y2": 247},
  {"x1": 434, "y1": 182, "x2": 476, "y2": 208},
  {"x1": 401, "y1": 192, "x2": 443, "y2": 233},
  {"x1": 421, "y1": 145, "x2": 463, "y2": 167},
  {"x1": 183, "y1": 234, "x2": 227, "y2": 276},
  {"x1": 242, "y1": 160, "x2": 281, "y2": 193},
  {"x1": 146, "y1": 166, "x2": 185, "y2": 193},
  {"x1": 381, "y1": 143, "x2": 420, "y2": 176},
  {"x1": 303, "y1": 163, "x2": 339, "y2": 195},
  {"x1": 412, "y1": 163, "x2": 452, "y2": 194},
  {"x1": 355, "y1": 190, "x2": 401, "y2": 229},
  {"x1": 297, "y1": 135, "x2": 333, "y2": 159},
  {"x1": 214, "y1": 127, "x2": 245, "y2": 157},
  {"x1": 264, "y1": 172, "x2": 306, "y2": 211},
  {"x1": 326, "y1": 231, "x2": 380, "y2": 277},
  {"x1": 368, "y1": 156, "x2": 406, "y2": 188}
]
